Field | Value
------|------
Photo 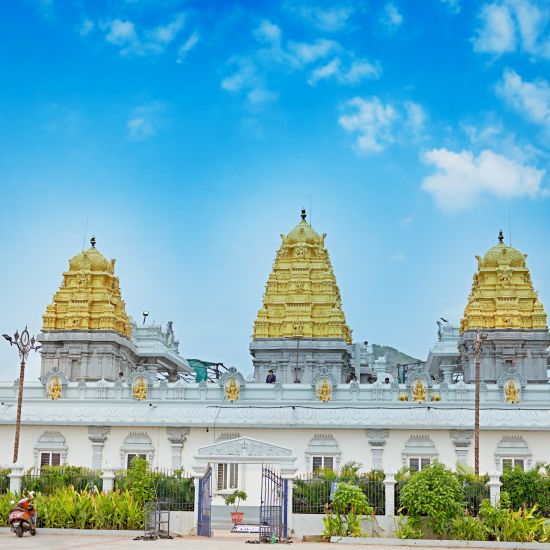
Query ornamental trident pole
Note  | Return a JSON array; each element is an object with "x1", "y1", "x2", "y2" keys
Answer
[{"x1": 3, "y1": 327, "x2": 41, "y2": 463}]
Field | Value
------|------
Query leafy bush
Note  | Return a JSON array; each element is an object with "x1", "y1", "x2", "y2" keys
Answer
[
  {"x1": 398, "y1": 462, "x2": 464, "y2": 537},
  {"x1": 454, "y1": 464, "x2": 489, "y2": 516},
  {"x1": 395, "y1": 516, "x2": 423, "y2": 539},
  {"x1": 322, "y1": 482, "x2": 373, "y2": 538},
  {"x1": 501, "y1": 465, "x2": 550, "y2": 517},
  {"x1": 22, "y1": 466, "x2": 102, "y2": 495},
  {"x1": 449, "y1": 514, "x2": 488, "y2": 541}
]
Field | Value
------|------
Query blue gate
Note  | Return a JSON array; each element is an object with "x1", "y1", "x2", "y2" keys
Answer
[
  {"x1": 259, "y1": 465, "x2": 288, "y2": 541},
  {"x1": 197, "y1": 465, "x2": 212, "y2": 537}
]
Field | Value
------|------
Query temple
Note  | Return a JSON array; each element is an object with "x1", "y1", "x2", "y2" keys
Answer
[{"x1": 250, "y1": 210, "x2": 353, "y2": 384}]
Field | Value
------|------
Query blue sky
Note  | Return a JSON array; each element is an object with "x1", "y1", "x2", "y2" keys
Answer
[{"x1": 1, "y1": 0, "x2": 549, "y2": 380}]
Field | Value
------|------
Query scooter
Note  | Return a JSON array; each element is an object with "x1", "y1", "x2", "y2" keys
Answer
[{"x1": 9, "y1": 496, "x2": 37, "y2": 537}]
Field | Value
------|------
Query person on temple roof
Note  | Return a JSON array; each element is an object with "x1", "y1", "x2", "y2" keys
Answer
[{"x1": 266, "y1": 370, "x2": 276, "y2": 383}]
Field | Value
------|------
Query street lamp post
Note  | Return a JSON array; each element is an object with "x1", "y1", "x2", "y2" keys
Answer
[
  {"x1": 473, "y1": 330, "x2": 485, "y2": 476},
  {"x1": 3, "y1": 327, "x2": 41, "y2": 464}
]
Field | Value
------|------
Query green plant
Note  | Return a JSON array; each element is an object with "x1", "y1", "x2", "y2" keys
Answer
[
  {"x1": 395, "y1": 516, "x2": 422, "y2": 539},
  {"x1": 120, "y1": 456, "x2": 154, "y2": 506},
  {"x1": 501, "y1": 466, "x2": 550, "y2": 516},
  {"x1": 449, "y1": 514, "x2": 487, "y2": 541},
  {"x1": 322, "y1": 482, "x2": 373, "y2": 539},
  {"x1": 224, "y1": 489, "x2": 247, "y2": 513},
  {"x1": 398, "y1": 462, "x2": 464, "y2": 537}
]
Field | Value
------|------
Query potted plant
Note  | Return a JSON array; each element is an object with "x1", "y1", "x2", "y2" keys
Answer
[{"x1": 224, "y1": 489, "x2": 247, "y2": 525}]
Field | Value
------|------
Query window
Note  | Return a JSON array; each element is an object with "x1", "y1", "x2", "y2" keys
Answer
[
  {"x1": 126, "y1": 453, "x2": 147, "y2": 469},
  {"x1": 502, "y1": 458, "x2": 524, "y2": 471},
  {"x1": 408, "y1": 457, "x2": 431, "y2": 472},
  {"x1": 40, "y1": 452, "x2": 61, "y2": 468},
  {"x1": 217, "y1": 463, "x2": 239, "y2": 491},
  {"x1": 312, "y1": 456, "x2": 334, "y2": 472}
]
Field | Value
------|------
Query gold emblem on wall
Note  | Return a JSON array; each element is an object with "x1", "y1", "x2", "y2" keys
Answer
[
  {"x1": 47, "y1": 377, "x2": 62, "y2": 400},
  {"x1": 504, "y1": 380, "x2": 520, "y2": 403},
  {"x1": 411, "y1": 379, "x2": 427, "y2": 402},
  {"x1": 132, "y1": 377, "x2": 148, "y2": 401},
  {"x1": 316, "y1": 378, "x2": 332, "y2": 402},
  {"x1": 224, "y1": 377, "x2": 240, "y2": 401}
]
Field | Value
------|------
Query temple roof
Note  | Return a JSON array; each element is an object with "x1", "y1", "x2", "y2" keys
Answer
[
  {"x1": 460, "y1": 231, "x2": 547, "y2": 333},
  {"x1": 253, "y1": 210, "x2": 352, "y2": 342},
  {"x1": 42, "y1": 237, "x2": 132, "y2": 338}
]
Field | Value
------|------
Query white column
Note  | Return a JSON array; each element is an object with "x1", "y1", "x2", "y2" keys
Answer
[
  {"x1": 101, "y1": 468, "x2": 115, "y2": 493},
  {"x1": 193, "y1": 476, "x2": 201, "y2": 534},
  {"x1": 488, "y1": 472, "x2": 502, "y2": 507},
  {"x1": 167, "y1": 428, "x2": 189, "y2": 469},
  {"x1": 450, "y1": 430, "x2": 473, "y2": 465},
  {"x1": 367, "y1": 430, "x2": 388, "y2": 470},
  {"x1": 88, "y1": 426, "x2": 110, "y2": 470},
  {"x1": 9, "y1": 465, "x2": 24, "y2": 494},
  {"x1": 383, "y1": 472, "x2": 396, "y2": 517}
]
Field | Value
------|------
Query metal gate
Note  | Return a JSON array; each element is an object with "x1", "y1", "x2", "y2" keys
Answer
[
  {"x1": 197, "y1": 465, "x2": 212, "y2": 537},
  {"x1": 259, "y1": 465, "x2": 288, "y2": 541}
]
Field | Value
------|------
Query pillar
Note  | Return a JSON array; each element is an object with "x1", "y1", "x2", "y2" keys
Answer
[
  {"x1": 488, "y1": 472, "x2": 502, "y2": 507},
  {"x1": 167, "y1": 428, "x2": 189, "y2": 469},
  {"x1": 383, "y1": 472, "x2": 396, "y2": 517},
  {"x1": 101, "y1": 468, "x2": 115, "y2": 493},
  {"x1": 9, "y1": 465, "x2": 24, "y2": 495},
  {"x1": 88, "y1": 426, "x2": 110, "y2": 470},
  {"x1": 441, "y1": 364, "x2": 455, "y2": 385},
  {"x1": 450, "y1": 430, "x2": 473, "y2": 465},
  {"x1": 367, "y1": 430, "x2": 388, "y2": 470}
]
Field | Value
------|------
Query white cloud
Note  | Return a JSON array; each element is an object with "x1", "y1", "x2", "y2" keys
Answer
[
  {"x1": 496, "y1": 68, "x2": 550, "y2": 130},
  {"x1": 254, "y1": 19, "x2": 283, "y2": 45},
  {"x1": 473, "y1": 1, "x2": 550, "y2": 58},
  {"x1": 287, "y1": 38, "x2": 339, "y2": 65},
  {"x1": 308, "y1": 57, "x2": 381, "y2": 85},
  {"x1": 221, "y1": 58, "x2": 277, "y2": 107},
  {"x1": 286, "y1": 4, "x2": 355, "y2": 31},
  {"x1": 177, "y1": 31, "x2": 200, "y2": 63},
  {"x1": 381, "y1": 2, "x2": 403, "y2": 30},
  {"x1": 441, "y1": 0, "x2": 461, "y2": 14},
  {"x1": 101, "y1": 13, "x2": 187, "y2": 57},
  {"x1": 338, "y1": 97, "x2": 425, "y2": 154},
  {"x1": 421, "y1": 148, "x2": 545, "y2": 210},
  {"x1": 79, "y1": 19, "x2": 94, "y2": 37},
  {"x1": 126, "y1": 103, "x2": 166, "y2": 141}
]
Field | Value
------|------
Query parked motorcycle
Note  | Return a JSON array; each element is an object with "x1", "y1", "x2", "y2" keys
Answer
[{"x1": 9, "y1": 492, "x2": 37, "y2": 537}]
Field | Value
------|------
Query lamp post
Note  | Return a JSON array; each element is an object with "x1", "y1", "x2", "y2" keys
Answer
[
  {"x1": 3, "y1": 327, "x2": 41, "y2": 464},
  {"x1": 473, "y1": 330, "x2": 485, "y2": 476}
]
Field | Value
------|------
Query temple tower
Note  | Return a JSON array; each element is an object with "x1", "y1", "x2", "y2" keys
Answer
[
  {"x1": 39, "y1": 237, "x2": 137, "y2": 381},
  {"x1": 250, "y1": 210, "x2": 353, "y2": 384},
  {"x1": 459, "y1": 231, "x2": 549, "y2": 383}
]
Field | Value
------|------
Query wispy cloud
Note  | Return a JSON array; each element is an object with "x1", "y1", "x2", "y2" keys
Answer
[
  {"x1": 473, "y1": 0, "x2": 550, "y2": 59},
  {"x1": 496, "y1": 68, "x2": 550, "y2": 131},
  {"x1": 285, "y1": 3, "x2": 356, "y2": 31},
  {"x1": 338, "y1": 97, "x2": 425, "y2": 154},
  {"x1": 441, "y1": 0, "x2": 461, "y2": 14},
  {"x1": 380, "y1": 2, "x2": 404, "y2": 31},
  {"x1": 126, "y1": 102, "x2": 166, "y2": 141},
  {"x1": 221, "y1": 58, "x2": 277, "y2": 107},
  {"x1": 308, "y1": 57, "x2": 381, "y2": 85},
  {"x1": 177, "y1": 30, "x2": 200, "y2": 63},
  {"x1": 421, "y1": 148, "x2": 545, "y2": 210},
  {"x1": 101, "y1": 12, "x2": 189, "y2": 57}
]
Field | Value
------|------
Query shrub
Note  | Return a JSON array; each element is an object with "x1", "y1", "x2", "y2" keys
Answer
[
  {"x1": 449, "y1": 514, "x2": 487, "y2": 541},
  {"x1": 501, "y1": 465, "x2": 550, "y2": 517},
  {"x1": 398, "y1": 462, "x2": 464, "y2": 537},
  {"x1": 22, "y1": 466, "x2": 102, "y2": 495},
  {"x1": 395, "y1": 516, "x2": 423, "y2": 539},
  {"x1": 322, "y1": 482, "x2": 373, "y2": 538}
]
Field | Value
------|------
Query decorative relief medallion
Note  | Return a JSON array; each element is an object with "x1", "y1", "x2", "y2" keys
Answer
[{"x1": 316, "y1": 378, "x2": 332, "y2": 402}]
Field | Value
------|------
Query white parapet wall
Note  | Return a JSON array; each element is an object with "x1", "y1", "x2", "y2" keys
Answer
[
  {"x1": 291, "y1": 515, "x2": 399, "y2": 539},
  {"x1": 169, "y1": 511, "x2": 195, "y2": 535}
]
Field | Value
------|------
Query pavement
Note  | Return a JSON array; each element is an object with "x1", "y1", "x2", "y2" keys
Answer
[{"x1": 0, "y1": 531, "x2": 505, "y2": 550}]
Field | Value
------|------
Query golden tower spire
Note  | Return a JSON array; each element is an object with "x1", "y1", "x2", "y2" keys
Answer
[
  {"x1": 42, "y1": 237, "x2": 132, "y2": 338},
  {"x1": 253, "y1": 210, "x2": 352, "y2": 342},
  {"x1": 460, "y1": 231, "x2": 547, "y2": 333}
]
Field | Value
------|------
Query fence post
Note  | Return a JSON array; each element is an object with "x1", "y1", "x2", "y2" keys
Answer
[
  {"x1": 487, "y1": 472, "x2": 501, "y2": 507},
  {"x1": 9, "y1": 464, "x2": 24, "y2": 494},
  {"x1": 281, "y1": 475, "x2": 294, "y2": 537},
  {"x1": 101, "y1": 467, "x2": 115, "y2": 493},
  {"x1": 383, "y1": 472, "x2": 396, "y2": 517},
  {"x1": 192, "y1": 475, "x2": 201, "y2": 534}
]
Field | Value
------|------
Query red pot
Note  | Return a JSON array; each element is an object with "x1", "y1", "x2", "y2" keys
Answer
[{"x1": 231, "y1": 511, "x2": 244, "y2": 525}]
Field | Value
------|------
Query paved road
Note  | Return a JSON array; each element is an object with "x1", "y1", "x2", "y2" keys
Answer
[{"x1": 0, "y1": 531, "x2": 480, "y2": 550}]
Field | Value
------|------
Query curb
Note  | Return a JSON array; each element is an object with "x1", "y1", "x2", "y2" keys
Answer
[
  {"x1": 0, "y1": 527, "x2": 144, "y2": 536},
  {"x1": 330, "y1": 537, "x2": 550, "y2": 549}
]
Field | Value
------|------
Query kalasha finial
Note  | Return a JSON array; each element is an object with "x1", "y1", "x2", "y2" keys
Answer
[
  {"x1": 90, "y1": 236, "x2": 96, "y2": 248},
  {"x1": 301, "y1": 208, "x2": 306, "y2": 221},
  {"x1": 498, "y1": 230, "x2": 504, "y2": 244}
]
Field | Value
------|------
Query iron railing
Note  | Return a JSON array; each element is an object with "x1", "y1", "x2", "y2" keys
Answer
[
  {"x1": 292, "y1": 474, "x2": 385, "y2": 515},
  {"x1": 0, "y1": 471, "x2": 10, "y2": 493},
  {"x1": 22, "y1": 467, "x2": 102, "y2": 495}
]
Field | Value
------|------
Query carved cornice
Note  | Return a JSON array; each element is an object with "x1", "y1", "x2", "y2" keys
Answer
[
  {"x1": 88, "y1": 426, "x2": 110, "y2": 443},
  {"x1": 366, "y1": 429, "x2": 389, "y2": 447},
  {"x1": 167, "y1": 427, "x2": 189, "y2": 445}
]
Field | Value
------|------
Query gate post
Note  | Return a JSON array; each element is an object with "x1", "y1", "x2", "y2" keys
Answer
[
  {"x1": 192, "y1": 474, "x2": 201, "y2": 533},
  {"x1": 383, "y1": 472, "x2": 396, "y2": 517},
  {"x1": 9, "y1": 464, "x2": 24, "y2": 495},
  {"x1": 488, "y1": 472, "x2": 502, "y2": 507}
]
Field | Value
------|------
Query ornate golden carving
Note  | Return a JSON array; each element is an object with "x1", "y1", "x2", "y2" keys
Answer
[
  {"x1": 316, "y1": 379, "x2": 332, "y2": 402},
  {"x1": 430, "y1": 393, "x2": 441, "y2": 402},
  {"x1": 47, "y1": 377, "x2": 62, "y2": 400},
  {"x1": 461, "y1": 238, "x2": 547, "y2": 333},
  {"x1": 225, "y1": 378, "x2": 240, "y2": 401},
  {"x1": 398, "y1": 393, "x2": 409, "y2": 401},
  {"x1": 42, "y1": 238, "x2": 131, "y2": 338},
  {"x1": 253, "y1": 211, "x2": 351, "y2": 342},
  {"x1": 132, "y1": 378, "x2": 148, "y2": 401},
  {"x1": 504, "y1": 380, "x2": 520, "y2": 403},
  {"x1": 412, "y1": 380, "x2": 427, "y2": 402}
]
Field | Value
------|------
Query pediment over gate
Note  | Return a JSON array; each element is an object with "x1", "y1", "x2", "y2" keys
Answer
[{"x1": 197, "y1": 437, "x2": 292, "y2": 458}]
